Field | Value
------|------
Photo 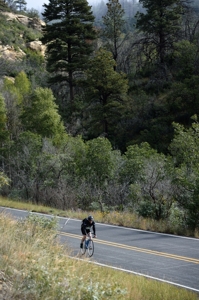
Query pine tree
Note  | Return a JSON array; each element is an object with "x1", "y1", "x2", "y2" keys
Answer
[
  {"x1": 0, "y1": 0, "x2": 9, "y2": 11},
  {"x1": 102, "y1": 0, "x2": 125, "y2": 69},
  {"x1": 42, "y1": 0, "x2": 96, "y2": 103},
  {"x1": 136, "y1": 0, "x2": 183, "y2": 66},
  {"x1": 14, "y1": 0, "x2": 27, "y2": 11},
  {"x1": 83, "y1": 48, "x2": 128, "y2": 140}
]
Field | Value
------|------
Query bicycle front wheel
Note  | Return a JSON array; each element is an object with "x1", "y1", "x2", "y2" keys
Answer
[
  {"x1": 87, "y1": 240, "x2": 94, "y2": 257},
  {"x1": 80, "y1": 242, "x2": 86, "y2": 255}
]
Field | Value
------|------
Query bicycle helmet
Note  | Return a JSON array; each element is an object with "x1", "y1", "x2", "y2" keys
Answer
[{"x1": 88, "y1": 215, "x2": 94, "y2": 221}]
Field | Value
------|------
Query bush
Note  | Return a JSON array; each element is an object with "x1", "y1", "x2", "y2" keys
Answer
[{"x1": 168, "y1": 203, "x2": 186, "y2": 234}]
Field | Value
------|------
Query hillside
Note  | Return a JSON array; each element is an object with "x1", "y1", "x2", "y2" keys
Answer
[
  {"x1": 0, "y1": 1, "x2": 199, "y2": 244},
  {"x1": 0, "y1": 10, "x2": 45, "y2": 81}
]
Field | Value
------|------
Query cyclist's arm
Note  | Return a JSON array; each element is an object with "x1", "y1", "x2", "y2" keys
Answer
[{"x1": 92, "y1": 223, "x2": 96, "y2": 236}]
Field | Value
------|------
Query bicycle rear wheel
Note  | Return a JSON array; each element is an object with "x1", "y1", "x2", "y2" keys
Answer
[{"x1": 87, "y1": 240, "x2": 94, "y2": 257}]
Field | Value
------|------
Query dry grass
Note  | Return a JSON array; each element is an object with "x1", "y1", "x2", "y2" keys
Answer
[{"x1": 0, "y1": 212, "x2": 198, "y2": 300}]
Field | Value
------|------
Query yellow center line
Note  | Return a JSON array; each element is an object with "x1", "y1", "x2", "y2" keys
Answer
[{"x1": 58, "y1": 231, "x2": 199, "y2": 264}]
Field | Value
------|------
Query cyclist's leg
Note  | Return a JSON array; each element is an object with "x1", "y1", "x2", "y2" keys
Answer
[
  {"x1": 85, "y1": 230, "x2": 91, "y2": 248},
  {"x1": 80, "y1": 227, "x2": 86, "y2": 248},
  {"x1": 87, "y1": 230, "x2": 92, "y2": 240}
]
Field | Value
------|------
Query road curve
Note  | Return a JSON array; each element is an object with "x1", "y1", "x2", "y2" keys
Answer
[{"x1": 1, "y1": 207, "x2": 199, "y2": 293}]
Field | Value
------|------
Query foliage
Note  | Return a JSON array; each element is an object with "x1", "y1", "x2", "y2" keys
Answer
[
  {"x1": 172, "y1": 40, "x2": 199, "y2": 81},
  {"x1": 0, "y1": 14, "x2": 42, "y2": 47},
  {"x1": 20, "y1": 87, "x2": 65, "y2": 141},
  {"x1": 0, "y1": 0, "x2": 10, "y2": 11},
  {"x1": 19, "y1": 213, "x2": 58, "y2": 230},
  {"x1": 0, "y1": 93, "x2": 9, "y2": 144},
  {"x1": 83, "y1": 48, "x2": 128, "y2": 141},
  {"x1": 6, "y1": 132, "x2": 46, "y2": 201},
  {"x1": 167, "y1": 75, "x2": 199, "y2": 125},
  {"x1": 3, "y1": 76, "x2": 22, "y2": 104},
  {"x1": 0, "y1": 13, "x2": 45, "y2": 88},
  {"x1": 42, "y1": 0, "x2": 96, "y2": 102},
  {"x1": 136, "y1": 0, "x2": 183, "y2": 65},
  {"x1": 168, "y1": 203, "x2": 186, "y2": 234},
  {"x1": 122, "y1": 142, "x2": 174, "y2": 220},
  {"x1": 14, "y1": 0, "x2": 27, "y2": 11},
  {"x1": 26, "y1": 8, "x2": 40, "y2": 18},
  {"x1": 4, "y1": 133, "x2": 85, "y2": 208},
  {"x1": 14, "y1": 71, "x2": 31, "y2": 101},
  {"x1": 169, "y1": 119, "x2": 199, "y2": 229},
  {"x1": 0, "y1": 171, "x2": 9, "y2": 188},
  {"x1": 2, "y1": 76, "x2": 25, "y2": 138},
  {"x1": 102, "y1": 0, "x2": 126, "y2": 66},
  {"x1": 120, "y1": 142, "x2": 157, "y2": 184},
  {"x1": 1, "y1": 0, "x2": 199, "y2": 234},
  {"x1": 84, "y1": 137, "x2": 116, "y2": 185}
]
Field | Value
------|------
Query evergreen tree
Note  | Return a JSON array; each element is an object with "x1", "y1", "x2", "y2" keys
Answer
[
  {"x1": 14, "y1": 0, "x2": 27, "y2": 11},
  {"x1": 42, "y1": 0, "x2": 96, "y2": 103},
  {"x1": 102, "y1": 0, "x2": 125, "y2": 69},
  {"x1": 0, "y1": 0, "x2": 9, "y2": 11},
  {"x1": 83, "y1": 48, "x2": 128, "y2": 143},
  {"x1": 135, "y1": 0, "x2": 183, "y2": 67}
]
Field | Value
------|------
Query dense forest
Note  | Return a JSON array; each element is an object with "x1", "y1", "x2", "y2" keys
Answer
[{"x1": 0, "y1": 0, "x2": 199, "y2": 233}]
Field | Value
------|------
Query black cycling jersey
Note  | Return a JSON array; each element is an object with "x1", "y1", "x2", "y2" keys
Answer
[{"x1": 81, "y1": 218, "x2": 96, "y2": 235}]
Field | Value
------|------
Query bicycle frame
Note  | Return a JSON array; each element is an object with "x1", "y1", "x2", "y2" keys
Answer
[{"x1": 80, "y1": 233, "x2": 95, "y2": 257}]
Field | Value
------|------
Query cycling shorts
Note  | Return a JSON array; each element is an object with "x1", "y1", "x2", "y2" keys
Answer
[{"x1": 81, "y1": 225, "x2": 90, "y2": 235}]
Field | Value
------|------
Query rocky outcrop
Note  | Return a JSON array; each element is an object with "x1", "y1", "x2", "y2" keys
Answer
[
  {"x1": 1, "y1": 11, "x2": 45, "y2": 31},
  {"x1": 0, "y1": 11, "x2": 46, "y2": 60},
  {"x1": 0, "y1": 44, "x2": 26, "y2": 61},
  {"x1": 27, "y1": 40, "x2": 46, "y2": 56}
]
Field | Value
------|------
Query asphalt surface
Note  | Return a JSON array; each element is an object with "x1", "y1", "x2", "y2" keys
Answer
[{"x1": 1, "y1": 207, "x2": 199, "y2": 293}]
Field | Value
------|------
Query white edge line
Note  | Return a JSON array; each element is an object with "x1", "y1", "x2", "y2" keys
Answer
[
  {"x1": 0, "y1": 206, "x2": 199, "y2": 241},
  {"x1": 64, "y1": 218, "x2": 70, "y2": 226},
  {"x1": 71, "y1": 256, "x2": 199, "y2": 294}
]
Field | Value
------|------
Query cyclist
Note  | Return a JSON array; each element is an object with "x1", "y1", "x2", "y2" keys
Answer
[{"x1": 80, "y1": 215, "x2": 96, "y2": 248}]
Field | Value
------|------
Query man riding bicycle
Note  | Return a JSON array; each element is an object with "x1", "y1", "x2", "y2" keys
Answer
[{"x1": 80, "y1": 215, "x2": 96, "y2": 248}]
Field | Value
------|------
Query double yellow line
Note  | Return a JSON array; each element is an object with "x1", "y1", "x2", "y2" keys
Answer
[{"x1": 59, "y1": 232, "x2": 199, "y2": 264}]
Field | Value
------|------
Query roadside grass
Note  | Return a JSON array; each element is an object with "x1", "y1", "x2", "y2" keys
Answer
[
  {"x1": 0, "y1": 212, "x2": 198, "y2": 300},
  {"x1": 0, "y1": 196, "x2": 198, "y2": 238}
]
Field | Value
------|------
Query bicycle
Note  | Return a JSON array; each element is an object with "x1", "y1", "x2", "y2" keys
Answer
[{"x1": 80, "y1": 233, "x2": 95, "y2": 257}]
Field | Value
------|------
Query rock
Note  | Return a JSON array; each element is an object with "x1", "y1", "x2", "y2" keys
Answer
[
  {"x1": 1, "y1": 11, "x2": 45, "y2": 31},
  {"x1": 0, "y1": 44, "x2": 26, "y2": 61},
  {"x1": 27, "y1": 40, "x2": 46, "y2": 56},
  {"x1": 0, "y1": 12, "x2": 46, "y2": 60}
]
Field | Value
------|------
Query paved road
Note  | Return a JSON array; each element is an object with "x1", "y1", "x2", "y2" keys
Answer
[{"x1": 1, "y1": 207, "x2": 199, "y2": 293}]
